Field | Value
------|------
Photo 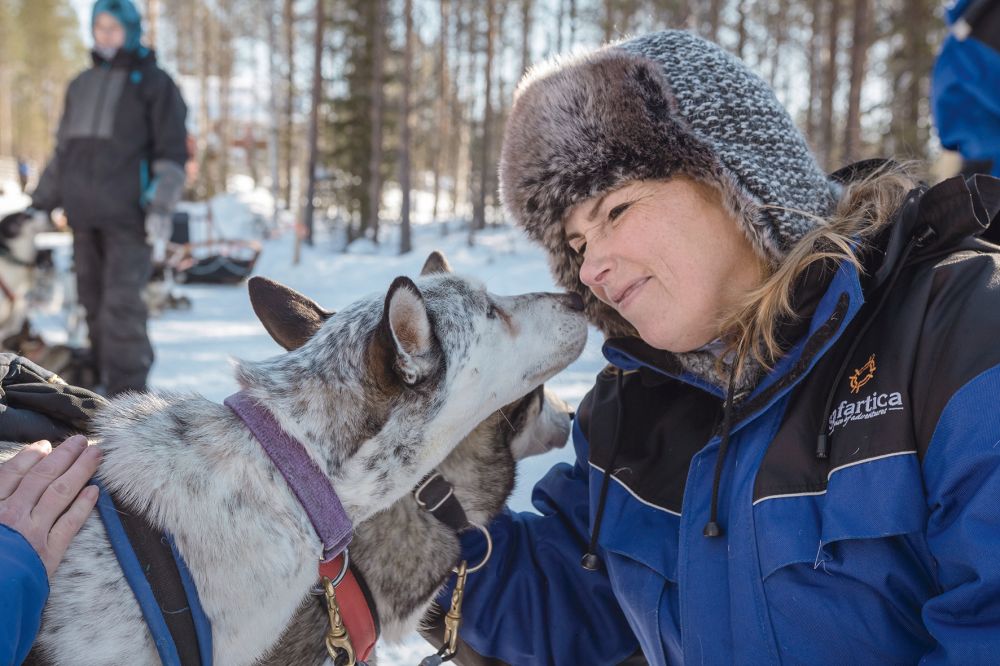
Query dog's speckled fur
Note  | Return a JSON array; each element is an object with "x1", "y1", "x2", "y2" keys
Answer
[{"x1": 7, "y1": 264, "x2": 586, "y2": 666}]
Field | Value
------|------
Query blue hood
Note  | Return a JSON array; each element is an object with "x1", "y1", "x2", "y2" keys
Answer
[{"x1": 92, "y1": 0, "x2": 143, "y2": 53}]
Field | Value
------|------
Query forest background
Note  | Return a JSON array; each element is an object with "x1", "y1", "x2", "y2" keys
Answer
[{"x1": 0, "y1": 0, "x2": 951, "y2": 250}]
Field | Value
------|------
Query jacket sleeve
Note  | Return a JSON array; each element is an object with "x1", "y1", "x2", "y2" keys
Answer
[
  {"x1": 143, "y1": 71, "x2": 188, "y2": 216},
  {"x1": 919, "y1": 363, "x2": 1000, "y2": 664},
  {"x1": 440, "y1": 423, "x2": 639, "y2": 665},
  {"x1": 0, "y1": 524, "x2": 49, "y2": 666},
  {"x1": 30, "y1": 83, "x2": 74, "y2": 212}
]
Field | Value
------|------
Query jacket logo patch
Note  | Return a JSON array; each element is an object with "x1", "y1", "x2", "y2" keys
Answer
[
  {"x1": 849, "y1": 354, "x2": 876, "y2": 394},
  {"x1": 827, "y1": 389, "x2": 904, "y2": 433}
]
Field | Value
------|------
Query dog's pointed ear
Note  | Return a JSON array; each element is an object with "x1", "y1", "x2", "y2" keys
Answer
[
  {"x1": 420, "y1": 250, "x2": 452, "y2": 275},
  {"x1": 248, "y1": 276, "x2": 333, "y2": 351},
  {"x1": 381, "y1": 276, "x2": 435, "y2": 385}
]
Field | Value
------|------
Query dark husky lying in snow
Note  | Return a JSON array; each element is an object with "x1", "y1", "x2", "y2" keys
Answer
[
  {"x1": 259, "y1": 252, "x2": 574, "y2": 665},
  {"x1": 5, "y1": 252, "x2": 587, "y2": 665}
]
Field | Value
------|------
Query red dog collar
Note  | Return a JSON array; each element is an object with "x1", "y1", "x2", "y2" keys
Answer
[{"x1": 319, "y1": 554, "x2": 379, "y2": 662}]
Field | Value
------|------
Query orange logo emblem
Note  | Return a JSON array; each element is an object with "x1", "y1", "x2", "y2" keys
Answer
[{"x1": 849, "y1": 354, "x2": 876, "y2": 394}]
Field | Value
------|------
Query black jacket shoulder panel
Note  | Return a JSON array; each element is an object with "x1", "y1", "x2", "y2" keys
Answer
[
  {"x1": 581, "y1": 368, "x2": 720, "y2": 513},
  {"x1": 754, "y1": 176, "x2": 1000, "y2": 501}
]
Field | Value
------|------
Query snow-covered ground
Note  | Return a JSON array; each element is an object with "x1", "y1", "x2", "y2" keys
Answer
[{"x1": 21, "y1": 189, "x2": 606, "y2": 663}]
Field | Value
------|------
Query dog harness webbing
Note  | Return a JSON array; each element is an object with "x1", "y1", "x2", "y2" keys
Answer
[
  {"x1": 94, "y1": 479, "x2": 213, "y2": 666},
  {"x1": 413, "y1": 471, "x2": 472, "y2": 532},
  {"x1": 224, "y1": 391, "x2": 352, "y2": 563},
  {"x1": 318, "y1": 554, "x2": 381, "y2": 663}
]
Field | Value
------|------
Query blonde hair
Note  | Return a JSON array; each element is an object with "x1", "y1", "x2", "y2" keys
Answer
[{"x1": 719, "y1": 162, "x2": 920, "y2": 383}]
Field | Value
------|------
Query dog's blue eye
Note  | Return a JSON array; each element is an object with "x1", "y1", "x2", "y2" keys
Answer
[{"x1": 486, "y1": 303, "x2": 497, "y2": 319}]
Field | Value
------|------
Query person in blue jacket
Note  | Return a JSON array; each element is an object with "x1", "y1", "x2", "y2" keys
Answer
[
  {"x1": 932, "y1": 0, "x2": 1000, "y2": 179},
  {"x1": 1, "y1": 437, "x2": 101, "y2": 665},
  {"x1": 438, "y1": 31, "x2": 1000, "y2": 664}
]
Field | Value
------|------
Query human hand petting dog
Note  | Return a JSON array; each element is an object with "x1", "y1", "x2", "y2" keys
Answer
[{"x1": 0, "y1": 435, "x2": 101, "y2": 578}]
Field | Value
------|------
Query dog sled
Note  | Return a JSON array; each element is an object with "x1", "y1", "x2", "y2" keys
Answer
[
  {"x1": 160, "y1": 209, "x2": 262, "y2": 285},
  {"x1": 167, "y1": 238, "x2": 261, "y2": 285}
]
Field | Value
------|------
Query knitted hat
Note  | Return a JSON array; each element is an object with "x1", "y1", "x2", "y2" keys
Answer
[{"x1": 500, "y1": 30, "x2": 840, "y2": 339}]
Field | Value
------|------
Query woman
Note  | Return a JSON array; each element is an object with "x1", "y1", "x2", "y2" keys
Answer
[{"x1": 441, "y1": 31, "x2": 1000, "y2": 664}]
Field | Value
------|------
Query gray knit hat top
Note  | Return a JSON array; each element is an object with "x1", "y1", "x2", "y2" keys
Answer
[{"x1": 500, "y1": 30, "x2": 840, "y2": 339}]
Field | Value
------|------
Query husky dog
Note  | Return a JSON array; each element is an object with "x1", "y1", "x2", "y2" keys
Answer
[
  {"x1": 259, "y1": 252, "x2": 573, "y2": 665},
  {"x1": 10, "y1": 257, "x2": 586, "y2": 666},
  {"x1": 0, "y1": 210, "x2": 52, "y2": 341}
]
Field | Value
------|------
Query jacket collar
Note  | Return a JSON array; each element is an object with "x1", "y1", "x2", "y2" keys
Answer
[{"x1": 91, "y1": 46, "x2": 151, "y2": 69}]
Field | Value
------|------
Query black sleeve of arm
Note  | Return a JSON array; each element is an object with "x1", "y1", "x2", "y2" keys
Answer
[
  {"x1": 145, "y1": 71, "x2": 188, "y2": 214},
  {"x1": 149, "y1": 71, "x2": 188, "y2": 166},
  {"x1": 30, "y1": 86, "x2": 73, "y2": 212}
]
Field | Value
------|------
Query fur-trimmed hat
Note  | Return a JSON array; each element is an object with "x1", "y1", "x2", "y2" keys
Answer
[{"x1": 500, "y1": 30, "x2": 840, "y2": 339}]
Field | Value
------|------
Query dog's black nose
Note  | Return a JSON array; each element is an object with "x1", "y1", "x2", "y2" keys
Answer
[{"x1": 564, "y1": 293, "x2": 585, "y2": 312}]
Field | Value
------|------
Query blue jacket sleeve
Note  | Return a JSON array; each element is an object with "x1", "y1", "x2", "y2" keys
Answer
[
  {"x1": 920, "y1": 365, "x2": 1000, "y2": 663},
  {"x1": 0, "y1": 524, "x2": 49, "y2": 666},
  {"x1": 444, "y1": 422, "x2": 639, "y2": 665}
]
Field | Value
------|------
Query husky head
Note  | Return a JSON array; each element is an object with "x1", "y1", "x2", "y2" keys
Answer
[
  {"x1": 0, "y1": 209, "x2": 52, "y2": 266},
  {"x1": 242, "y1": 254, "x2": 587, "y2": 520}
]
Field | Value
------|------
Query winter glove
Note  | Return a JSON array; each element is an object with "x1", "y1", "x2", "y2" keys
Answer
[
  {"x1": 0, "y1": 353, "x2": 106, "y2": 443},
  {"x1": 145, "y1": 211, "x2": 173, "y2": 262}
]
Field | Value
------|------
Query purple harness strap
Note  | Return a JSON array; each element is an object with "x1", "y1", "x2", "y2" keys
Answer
[{"x1": 224, "y1": 391, "x2": 351, "y2": 562}]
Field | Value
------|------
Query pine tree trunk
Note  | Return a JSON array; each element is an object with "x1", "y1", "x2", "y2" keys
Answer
[
  {"x1": 267, "y1": 0, "x2": 281, "y2": 229},
  {"x1": 555, "y1": 0, "x2": 564, "y2": 53},
  {"x1": 301, "y1": 0, "x2": 325, "y2": 253},
  {"x1": 218, "y1": 0, "x2": 233, "y2": 195},
  {"x1": 367, "y1": 0, "x2": 386, "y2": 242},
  {"x1": 450, "y1": 0, "x2": 470, "y2": 223},
  {"x1": 399, "y1": 0, "x2": 414, "y2": 254},
  {"x1": 197, "y1": 2, "x2": 211, "y2": 196},
  {"x1": 0, "y1": 66, "x2": 13, "y2": 157},
  {"x1": 146, "y1": 0, "x2": 159, "y2": 49},
  {"x1": 820, "y1": 0, "x2": 841, "y2": 170},
  {"x1": 603, "y1": 0, "x2": 614, "y2": 42},
  {"x1": 843, "y1": 0, "x2": 870, "y2": 163},
  {"x1": 520, "y1": 0, "x2": 533, "y2": 77},
  {"x1": 708, "y1": 0, "x2": 723, "y2": 42},
  {"x1": 736, "y1": 0, "x2": 748, "y2": 59},
  {"x1": 432, "y1": 0, "x2": 451, "y2": 230},
  {"x1": 806, "y1": 0, "x2": 822, "y2": 147},
  {"x1": 569, "y1": 0, "x2": 577, "y2": 48},
  {"x1": 283, "y1": 0, "x2": 296, "y2": 210},
  {"x1": 470, "y1": 0, "x2": 494, "y2": 240}
]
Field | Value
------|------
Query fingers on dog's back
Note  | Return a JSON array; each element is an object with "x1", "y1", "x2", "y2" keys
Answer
[
  {"x1": 33, "y1": 444, "x2": 101, "y2": 526},
  {"x1": 0, "y1": 440, "x2": 53, "y2": 499},
  {"x1": 17, "y1": 435, "x2": 91, "y2": 506}
]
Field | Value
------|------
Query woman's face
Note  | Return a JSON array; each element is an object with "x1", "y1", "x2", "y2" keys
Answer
[{"x1": 564, "y1": 177, "x2": 764, "y2": 352}]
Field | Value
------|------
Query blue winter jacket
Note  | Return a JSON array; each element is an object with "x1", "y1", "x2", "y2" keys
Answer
[
  {"x1": 1, "y1": 525, "x2": 48, "y2": 666},
  {"x1": 447, "y1": 174, "x2": 1000, "y2": 664},
  {"x1": 932, "y1": 0, "x2": 1000, "y2": 175}
]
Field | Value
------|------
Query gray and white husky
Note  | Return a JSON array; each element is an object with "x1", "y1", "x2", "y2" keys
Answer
[
  {"x1": 259, "y1": 253, "x2": 574, "y2": 665},
  {"x1": 14, "y1": 255, "x2": 587, "y2": 666}
]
